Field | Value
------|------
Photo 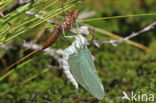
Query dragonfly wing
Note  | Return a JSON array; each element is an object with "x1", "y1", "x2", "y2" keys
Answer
[{"x1": 68, "y1": 46, "x2": 104, "y2": 99}]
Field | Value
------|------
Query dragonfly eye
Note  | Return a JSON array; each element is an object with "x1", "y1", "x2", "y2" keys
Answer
[{"x1": 80, "y1": 26, "x2": 90, "y2": 35}]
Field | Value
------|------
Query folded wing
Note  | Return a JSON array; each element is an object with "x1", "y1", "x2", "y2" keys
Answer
[{"x1": 68, "y1": 46, "x2": 104, "y2": 99}]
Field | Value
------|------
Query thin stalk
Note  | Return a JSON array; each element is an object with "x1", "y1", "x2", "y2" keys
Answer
[{"x1": 80, "y1": 12, "x2": 156, "y2": 22}]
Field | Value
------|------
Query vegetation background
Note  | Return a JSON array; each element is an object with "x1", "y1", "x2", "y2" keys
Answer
[{"x1": 0, "y1": 0, "x2": 156, "y2": 102}]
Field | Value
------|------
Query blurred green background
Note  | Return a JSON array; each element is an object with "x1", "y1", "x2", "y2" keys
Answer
[{"x1": 0, "y1": 0, "x2": 156, "y2": 102}]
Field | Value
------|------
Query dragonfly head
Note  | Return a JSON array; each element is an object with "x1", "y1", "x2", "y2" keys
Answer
[{"x1": 71, "y1": 10, "x2": 79, "y2": 20}]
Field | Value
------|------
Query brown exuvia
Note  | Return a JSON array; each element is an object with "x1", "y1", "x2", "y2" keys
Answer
[
  {"x1": 42, "y1": 10, "x2": 79, "y2": 49},
  {"x1": 2, "y1": 10, "x2": 79, "y2": 74}
]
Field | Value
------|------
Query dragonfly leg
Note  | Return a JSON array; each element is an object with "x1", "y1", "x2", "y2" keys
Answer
[
  {"x1": 62, "y1": 26, "x2": 74, "y2": 39},
  {"x1": 88, "y1": 28, "x2": 96, "y2": 47},
  {"x1": 76, "y1": 20, "x2": 80, "y2": 31}
]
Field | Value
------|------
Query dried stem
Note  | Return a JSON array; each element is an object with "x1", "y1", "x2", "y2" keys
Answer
[
  {"x1": 90, "y1": 21, "x2": 156, "y2": 49},
  {"x1": 0, "y1": 41, "x2": 64, "y2": 75}
]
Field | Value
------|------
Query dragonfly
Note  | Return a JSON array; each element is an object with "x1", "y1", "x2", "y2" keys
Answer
[
  {"x1": 62, "y1": 34, "x2": 104, "y2": 99},
  {"x1": 1, "y1": 9, "x2": 105, "y2": 99}
]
